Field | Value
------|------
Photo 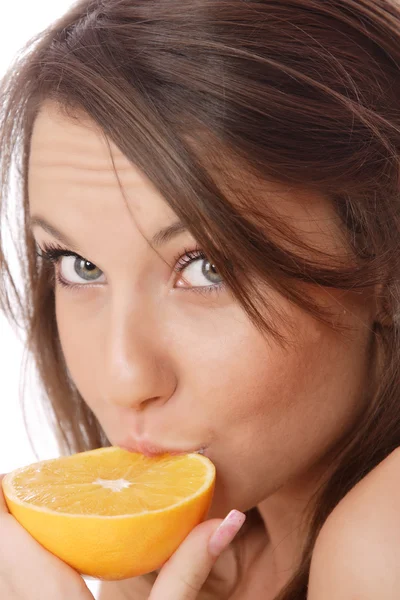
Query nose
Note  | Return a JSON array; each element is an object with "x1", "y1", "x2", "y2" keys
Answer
[{"x1": 102, "y1": 296, "x2": 177, "y2": 412}]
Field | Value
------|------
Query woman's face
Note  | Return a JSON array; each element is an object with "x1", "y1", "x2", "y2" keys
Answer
[{"x1": 28, "y1": 101, "x2": 377, "y2": 519}]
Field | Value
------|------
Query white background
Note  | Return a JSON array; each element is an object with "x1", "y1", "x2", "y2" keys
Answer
[{"x1": 0, "y1": 2, "x2": 100, "y2": 597}]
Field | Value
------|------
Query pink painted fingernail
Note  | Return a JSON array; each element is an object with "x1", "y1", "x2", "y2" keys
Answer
[{"x1": 208, "y1": 510, "x2": 246, "y2": 557}]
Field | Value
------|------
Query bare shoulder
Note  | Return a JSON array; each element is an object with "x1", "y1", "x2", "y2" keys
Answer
[
  {"x1": 98, "y1": 575, "x2": 153, "y2": 600},
  {"x1": 308, "y1": 448, "x2": 400, "y2": 599}
]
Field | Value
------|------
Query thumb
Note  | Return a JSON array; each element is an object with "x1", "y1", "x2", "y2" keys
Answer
[{"x1": 149, "y1": 510, "x2": 246, "y2": 600}]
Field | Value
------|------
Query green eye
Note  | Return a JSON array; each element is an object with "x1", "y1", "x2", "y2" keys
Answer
[{"x1": 72, "y1": 258, "x2": 103, "y2": 281}]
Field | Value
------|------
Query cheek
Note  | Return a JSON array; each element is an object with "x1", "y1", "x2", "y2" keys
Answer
[
  {"x1": 204, "y1": 312, "x2": 372, "y2": 510},
  {"x1": 55, "y1": 294, "x2": 103, "y2": 404}
]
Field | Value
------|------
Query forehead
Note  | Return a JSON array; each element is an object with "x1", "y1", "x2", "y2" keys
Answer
[
  {"x1": 28, "y1": 101, "x2": 177, "y2": 227},
  {"x1": 30, "y1": 100, "x2": 144, "y2": 188},
  {"x1": 28, "y1": 101, "x2": 343, "y2": 258}
]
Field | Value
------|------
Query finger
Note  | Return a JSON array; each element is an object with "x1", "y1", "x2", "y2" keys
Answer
[
  {"x1": 149, "y1": 510, "x2": 246, "y2": 600},
  {"x1": 0, "y1": 474, "x2": 10, "y2": 514}
]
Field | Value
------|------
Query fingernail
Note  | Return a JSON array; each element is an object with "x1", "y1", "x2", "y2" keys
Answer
[{"x1": 208, "y1": 509, "x2": 246, "y2": 557}]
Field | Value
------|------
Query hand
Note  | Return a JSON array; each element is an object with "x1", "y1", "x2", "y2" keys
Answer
[
  {"x1": 1, "y1": 471, "x2": 246, "y2": 600},
  {"x1": 148, "y1": 509, "x2": 246, "y2": 599},
  {"x1": 0, "y1": 473, "x2": 94, "y2": 600}
]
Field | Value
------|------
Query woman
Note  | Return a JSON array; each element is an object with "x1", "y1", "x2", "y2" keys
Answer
[{"x1": 1, "y1": 0, "x2": 400, "y2": 598}]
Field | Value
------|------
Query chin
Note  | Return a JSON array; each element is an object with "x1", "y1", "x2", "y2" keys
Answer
[{"x1": 205, "y1": 483, "x2": 244, "y2": 520}]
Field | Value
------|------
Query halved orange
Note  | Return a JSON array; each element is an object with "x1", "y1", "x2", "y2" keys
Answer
[{"x1": 1, "y1": 446, "x2": 216, "y2": 580}]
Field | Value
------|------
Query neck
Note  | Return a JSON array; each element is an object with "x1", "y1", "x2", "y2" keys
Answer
[
  {"x1": 254, "y1": 457, "x2": 331, "y2": 591},
  {"x1": 209, "y1": 455, "x2": 335, "y2": 599}
]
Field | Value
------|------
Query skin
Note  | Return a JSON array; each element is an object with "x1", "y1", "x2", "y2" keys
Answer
[{"x1": 27, "y1": 100, "x2": 381, "y2": 598}]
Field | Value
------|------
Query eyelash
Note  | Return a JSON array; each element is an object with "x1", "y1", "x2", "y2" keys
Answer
[{"x1": 35, "y1": 241, "x2": 225, "y2": 296}]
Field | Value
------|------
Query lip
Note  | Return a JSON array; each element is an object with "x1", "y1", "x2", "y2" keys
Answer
[{"x1": 118, "y1": 439, "x2": 206, "y2": 458}]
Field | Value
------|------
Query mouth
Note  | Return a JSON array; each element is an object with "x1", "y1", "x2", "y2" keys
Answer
[{"x1": 117, "y1": 439, "x2": 207, "y2": 458}]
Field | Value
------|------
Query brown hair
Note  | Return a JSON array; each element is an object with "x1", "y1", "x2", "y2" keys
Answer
[{"x1": 1, "y1": 0, "x2": 400, "y2": 597}]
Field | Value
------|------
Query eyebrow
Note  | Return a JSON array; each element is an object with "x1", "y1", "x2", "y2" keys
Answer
[{"x1": 29, "y1": 216, "x2": 188, "y2": 249}]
